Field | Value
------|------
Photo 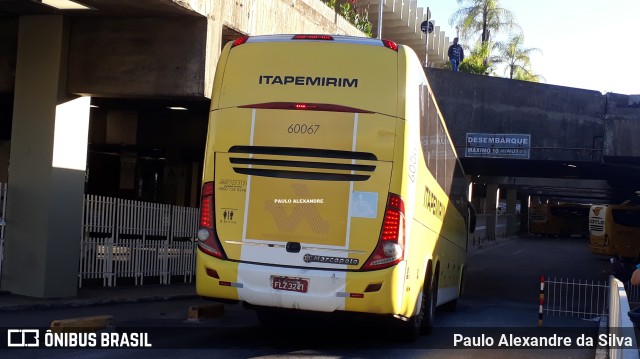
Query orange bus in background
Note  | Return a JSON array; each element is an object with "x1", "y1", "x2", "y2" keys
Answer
[
  {"x1": 529, "y1": 203, "x2": 589, "y2": 237},
  {"x1": 589, "y1": 204, "x2": 640, "y2": 258}
]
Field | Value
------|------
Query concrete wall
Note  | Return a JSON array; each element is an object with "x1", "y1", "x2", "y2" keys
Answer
[
  {"x1": 425, "y1": 68, "x2": 606, "y2": 162},
  {"x1": 67, "y1": 16, "x2": 208, "y2": 98},
  {"x1": 0, "y1": 19, "x2": 18, "y2": 93},
  {"x1": 604, "y1": 93, "x2": 640, "y2": 158}
]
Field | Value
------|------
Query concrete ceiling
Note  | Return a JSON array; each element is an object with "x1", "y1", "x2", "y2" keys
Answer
[{"x1": 0, "y1": 0, "x2": 198, "y2": 17}]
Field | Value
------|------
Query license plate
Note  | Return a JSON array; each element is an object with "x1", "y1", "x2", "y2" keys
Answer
[{"x1": 271, "y1": 276, "x2": 308, "y2": 293}]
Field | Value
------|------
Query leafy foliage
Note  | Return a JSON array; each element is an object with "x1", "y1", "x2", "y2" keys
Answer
[
  {"x1": 449, "y1": 0, "x2": 520, "y2": 45},
  {"x1": 447, "y1": 0, "x2": 543, "y2": 82},
  {"x1": 492, "y1": 34, "x2": 543, "y2": 81},
  {"x1": 323, "y1": 0, "x2": 372, "y2": 37}
]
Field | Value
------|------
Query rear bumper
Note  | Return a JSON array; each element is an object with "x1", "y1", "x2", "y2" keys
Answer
[{"x1": 196, "y1": 248, "x2": 410, "y2": 315}]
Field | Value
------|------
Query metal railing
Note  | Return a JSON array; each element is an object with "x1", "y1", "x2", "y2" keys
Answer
[
  {"x1": 542, "y1": 276, "x2": 639, "y2": 358},
  {"x1": 79, "y1": 195, "x2": 198, "y2": 287},
  {"x1": 543, "y1": 276, "x2": 609, "y2": 319},
  {"x1": 609, "y1": 276, "x2": 639, "y2": 359}
]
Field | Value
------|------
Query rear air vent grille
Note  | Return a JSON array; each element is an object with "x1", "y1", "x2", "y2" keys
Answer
[
  {"x1": 228, "y1": 146, "x2": 377, "y2": 181},
  {"x1": 229, "y1": 146, "x2": 377, "y2": 161}
]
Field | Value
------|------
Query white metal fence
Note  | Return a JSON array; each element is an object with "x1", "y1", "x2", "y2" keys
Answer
[
  {"x1": 79, "y1": 195, "x2": 198, "y2": 287},
  {"x1": 543, "y1": 276, "x2": 610, "y2": 319},
  {"x1": 0, "y1": 182, "x2": 7, "y2": 283}
]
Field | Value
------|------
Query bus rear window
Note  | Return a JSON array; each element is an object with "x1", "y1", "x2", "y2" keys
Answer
[
  {"x1": 612, "y1": 209, "x2": 640, "y2": 228},
  {"x1": 550, "y1": 206, "x2": 589, "y2": 218}
]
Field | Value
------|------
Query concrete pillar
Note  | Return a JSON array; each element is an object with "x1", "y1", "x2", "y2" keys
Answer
[
  {"x1": 506, "y1": 189, "x2": 518, "y2": 235},
  {"x1": 1, "y1": 15, "x2": 90, "y2": 298},
  {"x1": 485, "y1": 184, "x2": 499, "y2": 241}
]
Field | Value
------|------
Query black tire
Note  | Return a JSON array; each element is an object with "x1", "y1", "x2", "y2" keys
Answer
[
  {"x1": 421, "y1": 269, "x2": 438, "y2": 334},
  {"x1": 397, "y1": 296, "x2": 424, "y2": 341},
  {"x1": 396, "y1": 268, "x2": 438, "y2": 342}
]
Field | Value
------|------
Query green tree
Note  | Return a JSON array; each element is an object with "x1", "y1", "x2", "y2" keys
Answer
[
  {"x1": 492, "y1": 34, "x2": 542, "y2": 80},
  {"x1": 461, "y1": 41, "x2": 494, "y2": 75},
  {"x1": 449, "y1": 0, "x2": 519, "y2": 65}
]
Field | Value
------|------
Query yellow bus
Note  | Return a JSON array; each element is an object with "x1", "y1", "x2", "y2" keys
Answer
[
  {"x1": 529, "y1": 203, "x2": 589, "y2": 237},
  {"x1": 589, "y1": 204, "x2": 640, "y2": 258},
  {"x1": 195, "y1": 34, "x2": 472, "y2": 340}
]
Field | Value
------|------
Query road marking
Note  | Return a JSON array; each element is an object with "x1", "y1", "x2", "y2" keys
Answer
[{"x1": 512, "y1": 247, "x2": 529, "y2": 255}]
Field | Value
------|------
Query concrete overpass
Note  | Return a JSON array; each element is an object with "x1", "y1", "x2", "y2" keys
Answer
[{"x1": 426, "y1": 68, "x2": 640, "y2": 205}]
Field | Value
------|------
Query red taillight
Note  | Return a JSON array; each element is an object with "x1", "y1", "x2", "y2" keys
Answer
[
  {"x1": 362, "y1": 193, "x2": 405, "y2": 271},
  {"x1": 231, "y1": 36, "x2": 249, "y2": 48},
  {"x1": 197, "y1": 181, "x2": 226, "y2": 259},
  {"x1": 292, "y1": 35, "x2": 334, "y2": 41},
  {"x1": 382, "y1": 39, "x2": 398, "y2": 51},
  {"x1": 239, "y1": 102, "x2": 372, "y2": 113}
]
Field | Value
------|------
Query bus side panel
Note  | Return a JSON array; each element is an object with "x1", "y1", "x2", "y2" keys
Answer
[
  {"x1": 609, "y1": 206, "x2": 640, "y2": 258},
  {"x1": 588, "y1": 205, "x2": 609, "y2": 255}
]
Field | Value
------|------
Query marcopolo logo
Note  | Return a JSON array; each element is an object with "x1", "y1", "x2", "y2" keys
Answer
[{"x1": 303, "y1": 253, "x2": 359, "y2": 265}]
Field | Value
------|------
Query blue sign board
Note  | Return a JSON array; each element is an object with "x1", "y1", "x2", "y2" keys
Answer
[{"x1": 465, "y1": 133, "x2": 531, "y2": 159}]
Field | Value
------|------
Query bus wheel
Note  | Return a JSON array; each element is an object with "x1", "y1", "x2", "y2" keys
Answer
[
  {"x1": 397, "y1": 288, "x2": 425, "y2": 341},
  {"x1": 397, "y1": 269, "x2": 437, "y2": 341},
  {"x1": 421, "y1": 270, "x2": 438, "y2": 334}
]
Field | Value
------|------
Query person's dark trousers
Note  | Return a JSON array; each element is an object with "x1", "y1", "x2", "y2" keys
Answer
[{"x1": 450, "y1": 59, "x2": 459, "y2": 72}]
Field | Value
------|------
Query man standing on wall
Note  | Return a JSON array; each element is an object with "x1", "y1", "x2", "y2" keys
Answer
[{"x1": 448, "y1": 37, "x2": 464, "y2": 72}]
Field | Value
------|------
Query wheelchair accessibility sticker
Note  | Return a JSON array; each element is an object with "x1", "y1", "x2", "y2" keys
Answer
[{"x1": 350, "y1": 191, "x2": 378, "y2": 219}]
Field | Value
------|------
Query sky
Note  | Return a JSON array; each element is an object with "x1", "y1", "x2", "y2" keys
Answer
[{"x1": 417, "y1": 0, "x2": 639, "y2": 95}]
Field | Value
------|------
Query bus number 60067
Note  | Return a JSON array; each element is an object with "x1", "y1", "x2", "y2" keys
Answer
[{"x1": 288, "y1": 124, "x2": 319, "y2": 134}]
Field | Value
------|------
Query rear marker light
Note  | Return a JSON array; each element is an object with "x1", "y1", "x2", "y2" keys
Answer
[
  {"x1": 231, "y1": 36, "x2": 249, "y2": 48},
  {"x1": 364, "y1": 283, "x2": 383, "y2": 292},
  {"x1": 382, "y1": 39, "x2": 398, "y2": 51},
  {"x1": 205, "y1": 268, "x2": 220, "y2": 279},
  {"x1": 219, "y1": 281, "x2": 243, "y2": 288}
]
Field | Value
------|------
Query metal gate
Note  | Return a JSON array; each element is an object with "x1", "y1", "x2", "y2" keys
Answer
[
  {"x1": 542, "y1": 276, "x2": 610, "y2": 319},
  {"x1": 79, "y1": 195, "x2": 198, "y2": 287}
]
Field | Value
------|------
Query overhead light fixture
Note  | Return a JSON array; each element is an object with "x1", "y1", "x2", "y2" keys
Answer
[
  {"x1": 38, "y1": 0, "x2": 90, "y2": 10},
  {"x1": 168, "y1": 106, "x2": 188, "y2": 111},
  {"x1": 564, "y1": 164, "x2": 577, "y2": 168}
]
